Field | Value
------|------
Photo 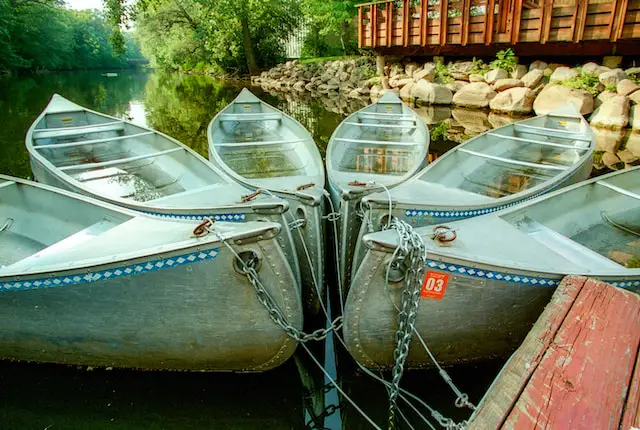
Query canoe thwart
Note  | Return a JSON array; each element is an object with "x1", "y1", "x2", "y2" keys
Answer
[
  {"x1": 458, "y1": 148, "x2": 569, "y2": 171},
  {"x1": 34, "y1": 132, "x2": 155, "y2": 150},
  {"x1": 59, "y1": 147, "x2": 183, "y2": 171},
  {"x1": 334, "y1": 137, "x2": 418, "y2": 147},
  {"x1": 214, "y1": 137, "x2": 309, "y2": 147},
  {"x1": 34, "y1": 121, "x2": 125, "y2": 140},
  {"x1": 514, "y1": 124, "x2": 592, "y2": 142},
  {"x1": 596, "y1": 180, "x2": 640, "y2": 201},
  {"x1": 219, "y1": 113, "x2": 282, "y2": 122},
  {"x1": 344, "y1": 121, "x2": 417, "y2": 129},
  {"x1": 488, "y1": 133, "x2": 589, "y2": 151}
]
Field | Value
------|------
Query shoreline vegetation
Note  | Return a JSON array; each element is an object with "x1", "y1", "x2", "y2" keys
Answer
[{"x1": 0, "y1": 0, "x2": 144, "y2": 75}]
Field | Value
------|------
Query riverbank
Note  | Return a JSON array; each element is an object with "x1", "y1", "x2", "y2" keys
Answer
[{"x1": 253, "y1": 59, "x2": 640, "y2": 172}]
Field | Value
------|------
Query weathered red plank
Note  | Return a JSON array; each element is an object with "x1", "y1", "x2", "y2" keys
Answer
[
  {"x1": 440, "y1": 0, "x2": 448, "y2": 46},
  {"x1": 467, "y1": 276, "x2": 586, "y2": 430},
  {"x1": 504, "y1": 279, "x2": 640, "y2": 429},
  {"x1": 621, "y1": 348, "x2": 640, "y2": 430}
]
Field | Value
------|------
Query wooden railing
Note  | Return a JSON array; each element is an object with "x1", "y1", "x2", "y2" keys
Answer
[{"x1": 357, "y1": 0, "x2": 640, "y2": 51}]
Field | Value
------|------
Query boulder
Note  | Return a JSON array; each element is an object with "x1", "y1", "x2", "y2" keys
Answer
[
  {"x1": 521, "y1": 69, "x2": 544, "y2": 88},
  {"x1": 599, "y1": 68, "x2": 628, "y2": 87},
  {"x1": 582, "y1": 62, "x2": 610, "y2": 77},
  {"x1": 452, "y1": 82, "x2": 497, "y2": 108},
  {"x1": 493, "y1": 78, "x2": 524, "y2": 91},
  {"x1": 446, "y1": 81, "x2": 467, "y2": 93},
  {"x1": 370, "y1": 84, "x2": 382, "y2": 98},
  {"x1": 629, "y1": 90, "x2": 640, "y2": 104},
  {"x1": 511, "y1": 64, "x2": 528, "y2": 80},
  {"x1": 549, "y1": 67, "x2": 579, "y2": 83},
  {"x1": 347, "y1": 88, "x2": 362, "y2": 99},
  {"x1": 617, "y1": 147, "x2": 638, "y2": 164},
  {"x1": 601, "y1": 152, "x2": 623, "y2": 169},
  {"x1": 449, "y1": 61, "x2": 475, "y2": 74},
  {"x1": 590, "y1": 95, "x2": 630, "y2": 129},
  {"x1": 631, "y1": 104, "x2": 640, "y2": 130},
  {"x1": 543, "y1": 63, "x2": 563, "y2": 77},
  {"x1": 414, "y1": 106, "x2": 452, "y2": 124},
  {"x1": 363, "y1": 77, "x2": 380, "y2": 88},
  {"x1": 469, "y1": 74, "x2": 485, "y2": 83},
  {"x1": 626, "y1": 133, "x2": 640, "y2": 158},
  {"x1": 626, "y1": 67, "x2": 640, "y2": 76},
  {"x1": 405, "y1": 62, "x2": 420, "y2": 78},
  {"x1": 603, "y1": 56, "x2": 623, "y2": 69},
  {"x1": 339, "y1": 71, "x2": 350, "y2": 82},
  {"x1": 533, "y1": 85, "x2": 594, "y2": 115},
  {"x1": 394, "y1": 78, "x2": 414, "y2": 89},
  {"x1": 399, "y1": 81, "x2": 416, "y2": 100},
  {"x1": 488, "y1": 112, "x2": 520, "y2": 129},
  {"x1": 452, "y1": 108, "x2": 491, "y2": 134},
  {"x1": 451, "y1": 72, "x2": 469, "y2": 81},
  {"x1": 594, "y1": 128, "x2": 625, "y2": 153},
  {"x1": 595, "y1": 90, "x2": 619, "y2": 109},
  {"x1": 489, "y1": 87, "x2": 536, "y2": 114},
  {"x1": 617, "y1": 79, "x2": 640, "y2": 96},
  {"x1": 532, "y1": 83, "x2": 546, "y2": 96},
  {"x1": 529, "y1": 60, "x2": 548, "y2": 72},
  {"x1": 411, "y1": 81, "x2": 453, "y2": 105},
  {"x1": 414, "y1": 63, "x2": 436, "y2": 82},
  {"x1": 484, "y1": 68, "x2": 509, "y2": 84},
  {"x1": 292, "y1": 81, "x2": 306, "y2": 91}
]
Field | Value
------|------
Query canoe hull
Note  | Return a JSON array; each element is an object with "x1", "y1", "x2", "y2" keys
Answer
[
  {"x1": 345, "y1": 249, "x2": 639, "y2": 369},
  {"x1": 0, "y1": 238, "x2": 301, "y2": 371},
  {"x1": 351, "y1": 157, "x2": 594, "y2": 281}
]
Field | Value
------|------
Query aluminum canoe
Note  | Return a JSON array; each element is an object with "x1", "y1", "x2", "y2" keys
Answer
[
  {"x1": 25, "y1": 94, "x2": 301, "y2": 288},
  {"x1": 345, "y1": 166, "x2": 639, "y2": 369},
  {"x1": 0, "y1": 175, "x2": 301, "y2": 371},
  {"x1": 325, "y1": 91, "x2": 430, "y2": 290},
  {"x1": 352, "y1": 104, "x2": 596, "y2": 281},
  {"x1": 208, "y1": 88, "x2": 326, "y2": 314}
]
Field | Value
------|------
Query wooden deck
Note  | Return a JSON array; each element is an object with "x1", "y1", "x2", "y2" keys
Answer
[
  {"x1": 467, "y1": 276, "x2": 640, "y2": 429},
  {"x1": 357, "y1": 0, "x2": 640, "y2": 56}
]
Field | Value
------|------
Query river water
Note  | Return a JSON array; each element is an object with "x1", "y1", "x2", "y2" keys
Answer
[{"x1": 0, "y1": 69, "x2": 609, "y2": 429}]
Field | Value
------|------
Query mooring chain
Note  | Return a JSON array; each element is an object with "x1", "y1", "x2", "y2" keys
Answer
[
  {"x1": 196, "y1": 218, "x2": 342, "y2": 343},
  {"x1": 387, "y1": 218, "x2": 428, "y2": 430}
]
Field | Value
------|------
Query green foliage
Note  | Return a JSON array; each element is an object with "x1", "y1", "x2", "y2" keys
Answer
[
  {"x1": 605, "y1": 83, "x2": 617, "y2": 92},
  {"x1": 489, "y1": 48, "x2": 517, "y2": 73},
  {"x1": 302, "y1": 0, "x2": 358, "y2": 58},
  {"x1": 559, "y1": 71, "x2": 601, "y2": 96},
  {"x1": 132, "y1": 0, "x2": 301, "y2": 75},
  {"x1": 0, "y1": 0, "x2": 143, "y2": 73},
  {"x1": 434, "y1": 63, "x2": 453, "y2": 84},
  {"x1": 299, "y1": 55, "x2": 359, "y2": 64},
  {"x1": 430, "y1": 121, "x2": 450, "y2": 141},
  {"x1": 469, "y1": 57, "x2": 487, "y2": 75}
]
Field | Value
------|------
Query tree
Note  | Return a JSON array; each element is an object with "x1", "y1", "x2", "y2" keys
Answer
[
  {"x1": 110, "y1": 0, "x2": 301, "y2": 75},
  {"x1": 302, "y1": 0, "x2": 357, "y2": 57}
]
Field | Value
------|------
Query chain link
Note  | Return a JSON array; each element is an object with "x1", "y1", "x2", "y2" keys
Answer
[
  {"x1": 288, "y1": 218, "x2": 306, "y2": 230},
  {"x1": 386, "y1": 218, "x2": 427, "y2": 430}
]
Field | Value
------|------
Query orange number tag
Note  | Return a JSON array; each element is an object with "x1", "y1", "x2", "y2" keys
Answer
[{"x1": 421, "y1": 271, "x2": 449, "y2": 300}]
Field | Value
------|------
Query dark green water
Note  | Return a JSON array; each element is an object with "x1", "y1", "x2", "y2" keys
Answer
[{"x1": 0, "y1": 69, "x2": 534, "y2": 429}]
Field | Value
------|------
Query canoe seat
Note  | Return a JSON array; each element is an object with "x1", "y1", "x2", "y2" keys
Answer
[
  {"x1": 34, "y1": 121, "x2": 125, "y2": 140},
  {"x1": 215, "y1": 138, "x2": 309, "y2": 147},
  {"x1": 219, "y1": 113, "x2": 282, "y2": 122},
  {"x1": 345, "y1": 121, "x2": 417, "y2": 129},
  {"x1": 358, "y1": 112, "x2": 415, "y2": 122},
  {"x1": 335, "y1": 137, "x2": 417, "y2": 147},
  {"x1": 4, "y1": 218, "x2": 119, "y2": 271}
]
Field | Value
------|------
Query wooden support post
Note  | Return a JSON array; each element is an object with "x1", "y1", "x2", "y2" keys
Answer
[
  {"x1": 421, "y1": 0, "x2": 428, "y2": 46},
  {"x1": 568, "y1": 1, "x2": 579, "y2": 41},
  {"x1": 612, "y1": 0, "x2": 629, "y2": 42},
  {"x1": 387, "y1": 2, "x2": 393, "y2": 47},
  {"x1": 461, "y1": 0, "x2": 470, "y2": 46},
  {"x1": 358, "y1": 6, "x2": 363, "y2": 48},
  {"x1": 574, "y1": 0, "x2": 588, "y2": 42},
  {"x1": 485, "y1": 0, "x2": 496, "y2": 45},
  {"x1": 372, "y1": 3, "x2": 378, "y2": 48},
  {"x1": 440, "y1": 0, "x2": 448, "y2": 45},
  {"x1": 510, "y1": 0, "x2": 523, "y2": 44},
  {"x1": 607, "y1": 0, "x2": 620, "y2": 40},
  {"x1": 541, "y1": 0, "x2": 553, "y2": 44},
  {"x1": 376, "y1": 54, "x2": 386, "y2": 80},
  {"x1": 403, "y1": 0, "x2": 410, "y2": 47}
]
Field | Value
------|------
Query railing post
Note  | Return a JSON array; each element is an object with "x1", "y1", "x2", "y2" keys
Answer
[
  {"x1": 372, "y1": 3, "x2": 378, "y2": 48},
  {"x1": 440, "y1": 0, "x2": 448, "y2": 45},
  {"x1": 485, "y1": 0, "x2": 496, "y2": 45},
  {"x1": 510, "y1": 0, "x2": 523, "y2": 44},
  {"x1": 387, "y1": 1, "x2": 393, "y2": 46},
  {"x1": 574, "y1": 0, "x2": 588, "y2": 42},
  {"x1": 358, "y1": 6, "x2": 363, "y2": 48},
  {"x1": 461, "y1": 0, "x2": 470, "y2": 45},
  {"x1": 403, "y1": 0, "x2": 410, "y2": 47}
]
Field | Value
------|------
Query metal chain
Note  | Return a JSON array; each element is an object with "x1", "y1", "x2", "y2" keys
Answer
[
  {"x1": 288, "y1": 218, "x2": 306, "y2": 230},
  {"x1": 200, "y1": 219, "x2": 342, "y2": 343},
  {"x1": 387, "y1": 218, "x2": 427, "y2": 430}
]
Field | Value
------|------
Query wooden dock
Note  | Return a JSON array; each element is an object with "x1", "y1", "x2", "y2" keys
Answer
[
  {"x1": 356, "y1": 0, "x2": 640, "y2": 56},
  {"x1": 468, "y1": 276, "x2": 640, "y2": 430}
]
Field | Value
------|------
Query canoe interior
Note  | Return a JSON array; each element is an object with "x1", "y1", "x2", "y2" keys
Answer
[
  {"x1": 502, "y1": 169, "x2": 640, "y2": 269},
  {"x1": 34, "y1": 111, "x2": 226, "y2": 203},
  {"x1": 415, "y1": 120, "x2": 592, "y2": 201},
  {"x1": 329, "y1": 96, "x2": 428, "y2": 185},
  {"x1": 211, "y1": 95, "x2": 323, "y2": 188},
  {"x1": 0, "y1": 181, "x2": 129, "y2": 269}
]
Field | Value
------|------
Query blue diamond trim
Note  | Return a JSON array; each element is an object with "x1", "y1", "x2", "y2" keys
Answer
[
  {"x1": 1, "y1": 248, "x2": 219, "y2": 292},
  {"x1": 140, "y1": 211, "x2": 246, "y2": 222},
  {"x1": 424, "y1": 259, "x2": 639, "y2": 291}
]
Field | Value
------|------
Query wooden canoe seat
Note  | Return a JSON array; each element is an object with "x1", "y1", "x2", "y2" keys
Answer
[
  {"x1": 219, "y1": 113, "x2": 282, "y2": 122},
  {"x1": 34, "y1": 121, "x2": 125, "y2": 140}
]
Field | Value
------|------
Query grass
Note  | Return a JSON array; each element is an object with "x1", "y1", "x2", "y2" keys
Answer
[{"x1": 298, "y1": 56, "x2": 361, "y2": 65}]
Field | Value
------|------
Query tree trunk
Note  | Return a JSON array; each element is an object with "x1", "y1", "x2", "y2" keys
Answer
[
  {"x1": 241, "y1": 13, "x2": 259, "y2": 76},
  {"x1": 314, "y1": 29, "x2": 319, "y2": 57}
]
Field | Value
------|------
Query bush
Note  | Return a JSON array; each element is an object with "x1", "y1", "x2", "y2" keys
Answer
[
  {"x1": 560, "y1": 71, "x2": 601, "y2": 96},
  {"x1": 434, "y1": 63, "x2": 453, "y2": 83},
  {"x1": 489, "y1": 49, "x2": 517, "y2": 72}
]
